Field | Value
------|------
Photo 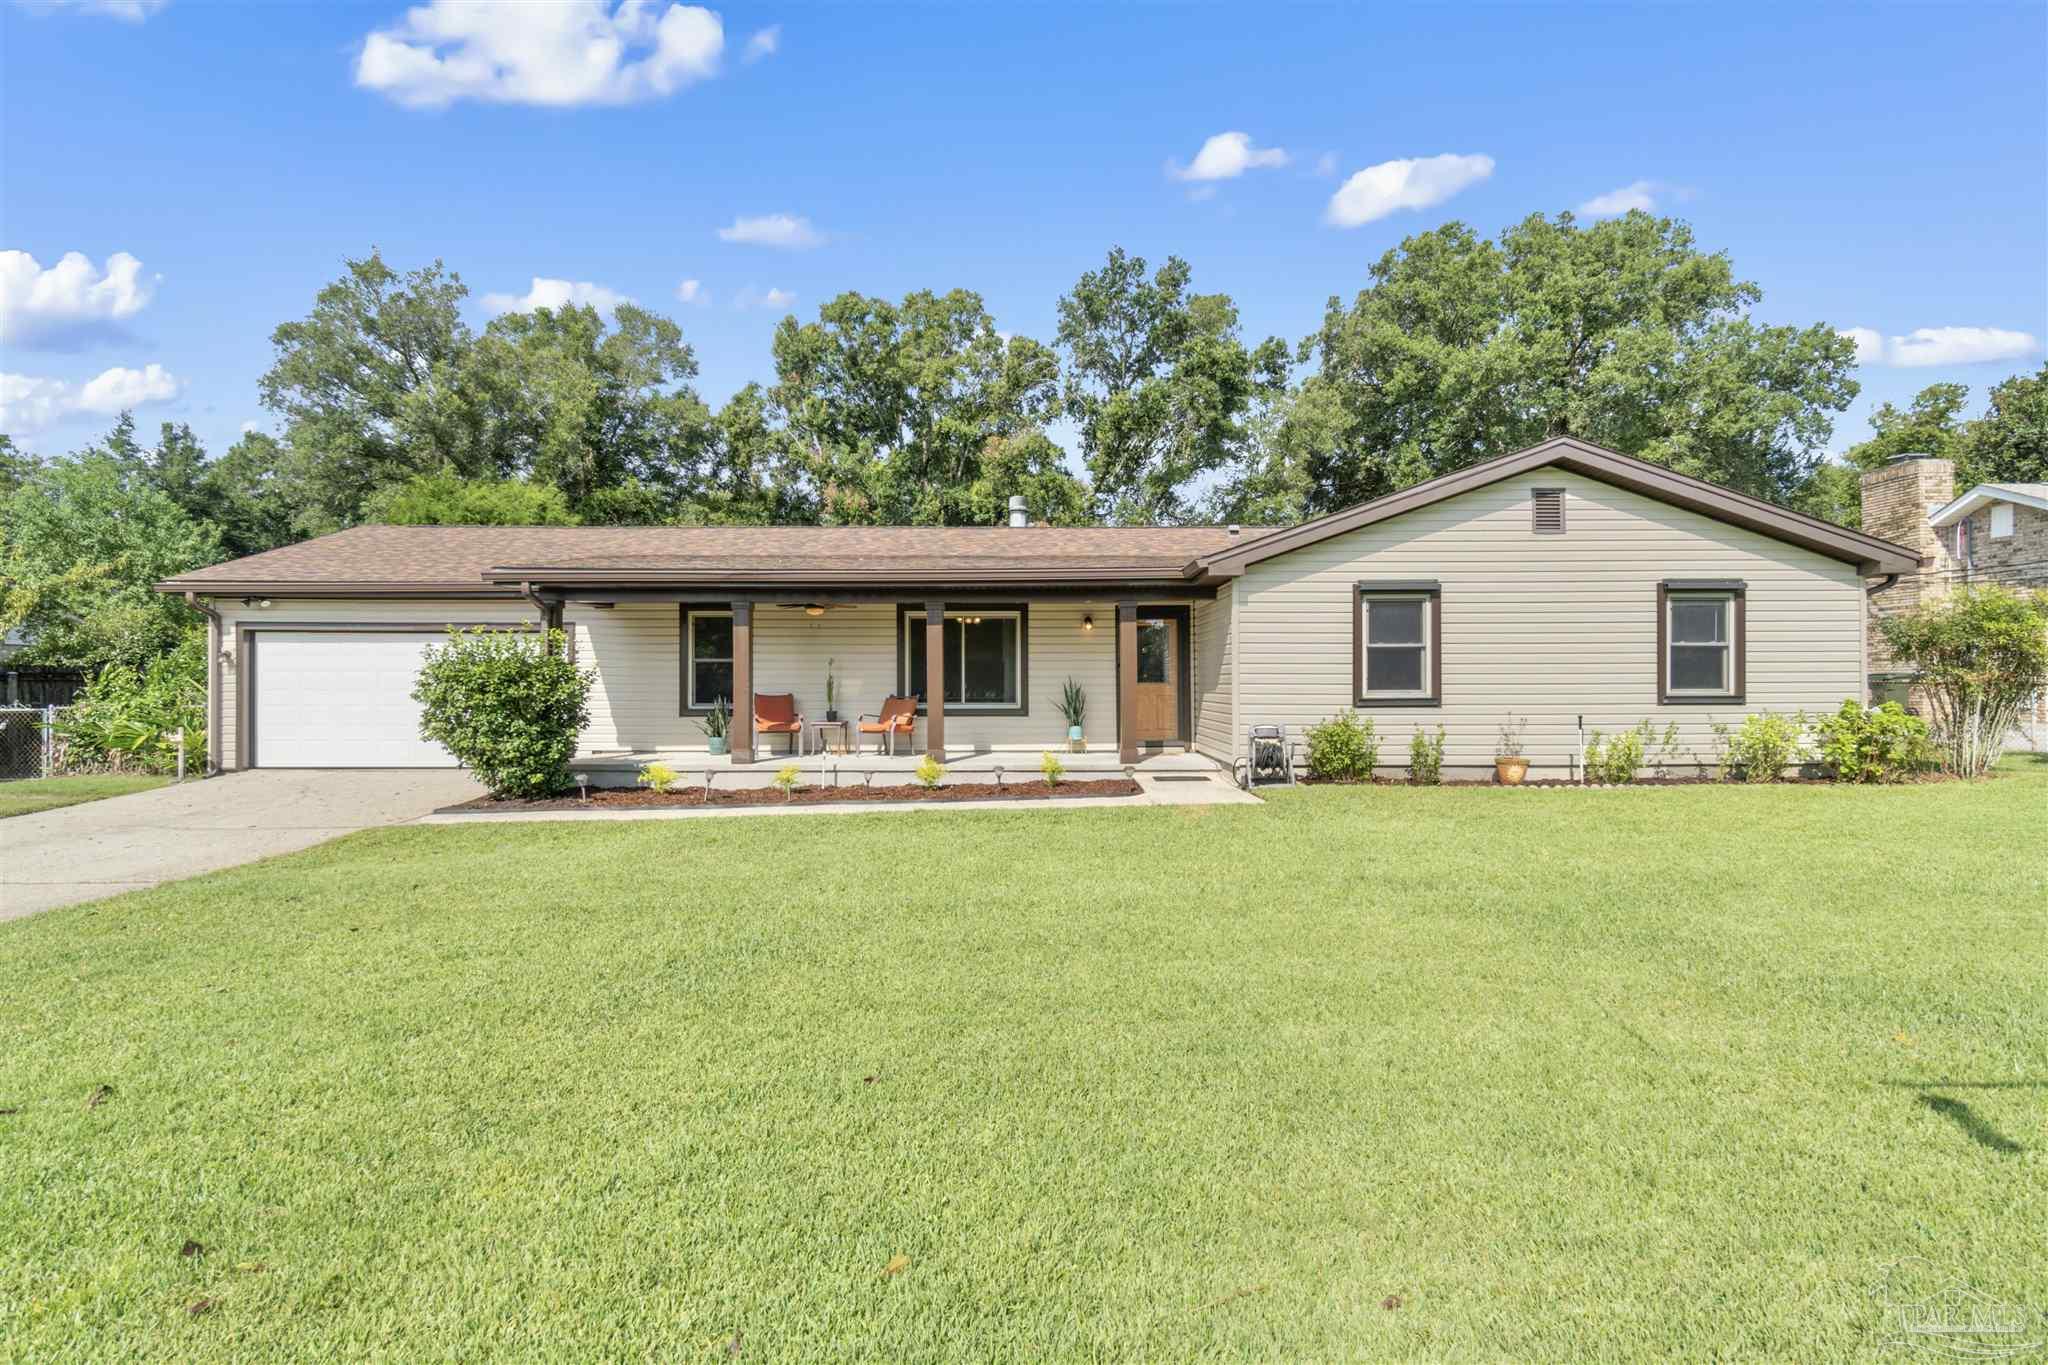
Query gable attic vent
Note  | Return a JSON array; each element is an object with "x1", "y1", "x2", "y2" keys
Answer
[{"x1": 1531, "y1": 487, "x2": 1566, "y2": 535}]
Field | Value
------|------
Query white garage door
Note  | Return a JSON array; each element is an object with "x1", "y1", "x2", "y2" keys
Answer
[{"x1": 252, "y1": 631, "x2": 458, "y2": 768}]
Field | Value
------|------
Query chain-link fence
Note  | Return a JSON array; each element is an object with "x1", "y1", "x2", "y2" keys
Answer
[{"x1": 0, "y1": 706, "x2": 59, "y2": 780}]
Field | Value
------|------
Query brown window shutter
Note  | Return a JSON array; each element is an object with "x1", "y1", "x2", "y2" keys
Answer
[{"x1": 1532, "y1": 488, "x2": 1566, "y2": 534}]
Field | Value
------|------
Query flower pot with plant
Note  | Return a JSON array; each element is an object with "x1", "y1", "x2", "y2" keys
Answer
[
  {"x1": 1494, "y1": 712, "x2": 1529, "y2": 785},
  {"x1": 1059, "y1": 676, "x2": 1087, "y2": 752},
  {"x1": 824, "y1": 658, "x2": 838, "y2": 722},
  {"x1": 697, "y1": 696, "x2": 731, "y2": 756}
]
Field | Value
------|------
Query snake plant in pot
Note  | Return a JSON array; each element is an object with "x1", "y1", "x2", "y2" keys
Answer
[
  {"x1": 1059, "y1": 677, "x2": 1086, "y2": 752},
  {"x1": 697, "y1": 696, "x2": 731, "y2": 755}
]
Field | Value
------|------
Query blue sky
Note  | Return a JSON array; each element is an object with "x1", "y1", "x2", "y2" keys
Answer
[{"x1": 3, "y1": 0, "x2": 2044, "y2": 470}]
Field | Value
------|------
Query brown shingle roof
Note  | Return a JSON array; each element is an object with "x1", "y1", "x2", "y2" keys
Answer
[{"x1": 160, "y1": 523, "x2": 1255, "y2": 592}]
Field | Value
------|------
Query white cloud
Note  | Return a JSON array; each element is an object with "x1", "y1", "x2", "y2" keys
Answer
[
  {"x1": 480, "y1": 277, "x2": 632, "y2": 315},
  {"x1": 1168, "y1": 131, "x2": 1289, "y2": 183},
  {"x1": 734, "y1": 285, "x2": 795, "y2": 310},
  {"x1": 20, "y1": 0, "x2": 168, "y2": 19},
  {"x1": 0, "y1": 362, "x2": 181, "y2": 431},
  {"x1": 674, "y1": 278, "x2": 705, "y2": 304},
  {"x1": 0, "y1": 249, "x2": 158, "y2": 345},
  {"x1": 1578, "y1": 179, "x2": 1661, "y2": 217},
  {"x1": 355, "y1": 1, "x2": 723, "y2": 109},
  {"x1": 1839, "y1": 325, "x2": 2040, "y2": 368},
  {"x1": 742, "y1": 24, "x2": 779, "y2": 61},
  {"x1": 1324, "y1": 153, "x2": 1494, "y2": 228},
  {"x1": 717, "y1": 213, "x2": 824, "y2": 248}
]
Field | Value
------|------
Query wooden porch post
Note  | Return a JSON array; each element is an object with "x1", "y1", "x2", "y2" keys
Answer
[
  {"x1": 1117, "y1": 600, "x2": 1138, "y2": 764},
  {"x1": 924, "y1": 600, "x2": 946, "y2": 757},
  {"x1": 730, "y1": 599, "x2": 754, "y2": 763}
]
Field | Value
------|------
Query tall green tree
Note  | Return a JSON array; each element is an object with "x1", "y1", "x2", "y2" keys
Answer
[
  {"x1": 0, "y1": 446, "x2": 222, "y2": 670},
  {"x1": 770, "y1": 289, "x2": 1088, "y2": 524},
  {"x1": 1057, "y1": 248, "x2": 1287, "y2": 524},
  {"x1": 1248, "y1": 211, "x2": 1860, "y2": 515},
  {"x1": 1842, "y1": 383, "x2": 1971, "y2": 471},
  {"x1": 361, "y1": 470, "x2": 580, "y2": 526},
  {"x1": 1957, "y1": 364, "x2": 2047, "y2": 489}
]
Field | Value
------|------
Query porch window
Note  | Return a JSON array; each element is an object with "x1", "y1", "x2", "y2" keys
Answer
[
  {"x1": 1352, "y1": 581, "x2": 1441, "y2": 706},
  {"x1": 898, "y1": 606, "x2": 1026, "y2": 711},
  {"x1": 685, "y1": 609, "x2": 734, "y2": 710},
  {"x1": 1657, "y1": 580, "x2": 1745, "y2": 703}
]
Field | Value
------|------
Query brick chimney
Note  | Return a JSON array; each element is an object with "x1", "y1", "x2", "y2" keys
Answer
[{"x1": 1860, "y1": 454, "x2": 1953, "y2": 697}]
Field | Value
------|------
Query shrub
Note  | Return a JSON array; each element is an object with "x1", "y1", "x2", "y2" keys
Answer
[
  {"x1": 1040, "y1": 750, "x2": 1065, "y2": 786},
  {"x1": 774, "y1": 763, "x2": 802, "y2": 800},
  {"x1": 1811, "y1": 699, "x2": 1936, "y2": 783},
  {"x1": 1495, "y1": 713, "x2": 1527, "y2": 759},
  {"x1": 1408, "y1": 725, "x2": 1446, "y2": 785},
  {"x1": 637, "y1": 762, "x2": 679, "y2": 794},
  {"x1": 1582, "y1": 726, "x2": 1644, "y2": 784},
  {"x1": 413, "y1": 627, "x2": 592, "y2": 799},
  {"x1": 1718, "y1": 711, "x2": 1805, "y2": 783},
  {"x1": 57, "y1": 628, "x2": 208, "y2": 774},
  {"x1": 913, "y1": 754, "x2": 946, "y2": 789},
  {"x1": 1304, "y1": 711, "x2": 1378, "y2": 781},
  {"x1": 1878, "y1": 585, "x2": 2048, "y2": 777}
]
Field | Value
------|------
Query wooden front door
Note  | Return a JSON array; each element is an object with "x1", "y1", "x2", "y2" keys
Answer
[{"x1": 1134, "y1": 616, "x2": 1181, "y2": 744}]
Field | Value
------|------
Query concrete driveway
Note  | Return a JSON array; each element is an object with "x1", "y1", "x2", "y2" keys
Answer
[{"x1": 1, "y1": 769, "x2": 483, "y2": 921}]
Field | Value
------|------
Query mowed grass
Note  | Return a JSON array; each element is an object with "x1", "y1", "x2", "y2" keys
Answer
[
  {"x1": 0, "y1": 773, "x2": 168, "y2": 820},
  {"x1": 3, "y1": 762, "x2": 2044, "y2": 1360}
]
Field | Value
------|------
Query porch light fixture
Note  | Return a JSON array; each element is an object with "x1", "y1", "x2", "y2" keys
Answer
[
  {"x1": 804, "y1": 605, "x2": 825, "y2": 617},
  {"x1": 1082, "y1": 614, "x2": 1094, "y2": 632},
  {"x1": 240, "y1": 597, "x2": 272, "y2": 609}
]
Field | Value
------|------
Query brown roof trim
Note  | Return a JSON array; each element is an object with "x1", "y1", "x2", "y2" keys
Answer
[
  {"x1": 1190, "y1": 437, "x2": 1922, "y2": 577},
  {"x1": 478, "y1": 565, "x2": 1200, "y2": 586},
  {"x1": 154, "y1": 580, "x2": 523, "y2": 599}
]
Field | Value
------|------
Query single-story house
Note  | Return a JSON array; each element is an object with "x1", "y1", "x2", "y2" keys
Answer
[{"x1": 157, "y1": 437, "x2": 1921, "y2": 781}]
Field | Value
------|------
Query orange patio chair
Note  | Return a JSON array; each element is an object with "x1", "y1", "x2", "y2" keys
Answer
[
  {"x1": 754, "y1": 692, "x2": 804, "y2": 756},
  {"x1": 858, "y1": 695, "x2": 917, "y2": 756}
]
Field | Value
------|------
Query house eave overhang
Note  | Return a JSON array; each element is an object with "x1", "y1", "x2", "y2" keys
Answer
[
  {"x1": 479, "y1": 564, "x2": 1211, "y2": 591},
  {"x1": 1929, "y1": 484, "x2": 2048, "y2": 527},
  {"x1": 154, "y1": 579, "x2": 524, "y2": 600},
  {"x1": 1185, "y1": 437, "x2": 1923, "y2": 579}
]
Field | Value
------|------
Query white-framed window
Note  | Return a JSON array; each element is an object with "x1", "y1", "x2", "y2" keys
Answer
[
  {"x1": 1354, "y1": 583, "x2": 1439, "y2": 705},
  {"x1": 899, "y1": 606, "x2": 1024, "y2": 710},
  {"x1": 1666, "y1": 593, "x2": 1735, "y2": 695},
  {"x1": 1990, "y1": 503, "x2": 2015, "y2": 539},
  {"x1": 684, "y1": 609, "x2": 734, "y2": 711}
]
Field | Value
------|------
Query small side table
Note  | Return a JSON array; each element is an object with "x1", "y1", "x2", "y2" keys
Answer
[{"x1": 810, "y1": 719, "x2": 851, "y2": 756}]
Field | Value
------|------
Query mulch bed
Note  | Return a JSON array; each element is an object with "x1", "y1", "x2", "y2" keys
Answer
[
  {"x1": 1298, "y1": 772, "x2": 1958, "y2": 789},
  {"x1": 448, "y1": 778, "x2": 1142, "y2": 814}
]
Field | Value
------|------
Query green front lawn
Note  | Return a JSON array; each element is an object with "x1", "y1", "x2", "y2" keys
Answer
[
  {"x1": 0, "y1": 773, "x2": 169, "y2": 819},
  {"x1": 3, "y1": 765, "x2": 2043, "y2": 1359}
]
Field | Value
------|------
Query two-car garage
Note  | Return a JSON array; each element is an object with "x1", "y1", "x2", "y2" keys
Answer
[{"x1": 246, "y1": 630, "x2": 458, "y2": 768}]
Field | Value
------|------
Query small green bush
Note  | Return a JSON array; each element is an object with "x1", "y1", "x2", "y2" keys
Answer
[
  {"x1": 913, "y1": 754, "x2": 946, "y2": 789},
  {"x1": 1718, "y1": 711, "x2": 1804, "y2": 783},
  {"x1": 637, "y1": 762, "x2": 679, "y2": 794},
  {"x1": 58, "y1": 628, "x2": 208, "y2": 774},
  {"x1": 774, "y1": 763, "x2": 802, "y2": 800},
  {"x1": 1811, "y1": 699, "x2": 1935, "y2": 783},
  {"x1": 1305, "y1": 711, "x2": 1378, "y2": 781},
  {"x1": 413, "y1": 627, "x2": 592, "y2": 799},
  {"x1": 1408, "y1": 725, "x2": 1446, "y2": 785},
  {"x1": 1583, "y1": 720, "x2": 1683, "y2": 784},
  {"x1": 1040, "y1": 750, "x2": 1065, "y2": 786}
]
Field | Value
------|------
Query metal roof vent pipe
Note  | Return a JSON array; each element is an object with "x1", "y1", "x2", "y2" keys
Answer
[{"x1": 1007, "y1": 495, "x2": 1029, "y2": 528}]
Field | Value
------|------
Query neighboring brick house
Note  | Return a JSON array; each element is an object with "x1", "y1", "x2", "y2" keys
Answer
[{"x1": 1862, "y1": 455, "x2": 2048, "y2": 747}]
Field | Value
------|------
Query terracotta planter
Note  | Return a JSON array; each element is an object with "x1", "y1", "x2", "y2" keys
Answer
[{"x1": 1494, "y1": 756, "x2": 1529, "y2": 786}]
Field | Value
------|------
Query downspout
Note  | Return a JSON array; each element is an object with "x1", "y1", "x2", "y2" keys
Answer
[
  {"x1": 185, "y1": 591, "x2": 223, "y2": 776},
  {"x1": 1864, "y1": 573, "x2": 1900, "y2": 597},
  {"x1": 520, "y1": 580, "x2": 559, "y2": 655}
]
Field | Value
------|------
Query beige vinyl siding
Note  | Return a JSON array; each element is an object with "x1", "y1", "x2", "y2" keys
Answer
[
  {"x1": 215, "y1": 597, "x2": 536, "y2": 769},
  {"x1": 1192, "y1": 588, "x2": 1234, "y2": 763},
  {"x1": 570, "y1": 604, "x2": 694, "y2": 753},
  {"x1": 1233, "y1": 470, "x2": 1866, "y2": 774}
]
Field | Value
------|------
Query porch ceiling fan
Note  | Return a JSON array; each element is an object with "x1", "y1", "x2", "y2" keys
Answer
[{"x1": 774, "y1": 601, "x2": 853, "y2": 617}]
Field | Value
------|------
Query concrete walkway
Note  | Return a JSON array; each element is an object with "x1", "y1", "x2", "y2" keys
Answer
[
  {"x1": 418, "y1": 771, "x2": 1261, "y2": 825},
  {"x1": 1, "y1": 769, "x2": 483, "y2": 921}
]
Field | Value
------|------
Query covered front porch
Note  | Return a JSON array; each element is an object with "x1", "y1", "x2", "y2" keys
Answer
[{"x1": 547, "y1": 586, "x2": 1207, "y2": 770}]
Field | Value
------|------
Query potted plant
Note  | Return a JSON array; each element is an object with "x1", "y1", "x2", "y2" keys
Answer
[
  {"x1": 1059, "y1": 677, "x2": 1086, "y2": 752},
  {"x1": 824, "y1": 658, "x2": 838, "y2": 722},
  {"x1": 698, "y1": 696, "x2": 731, "y2": 756},
  {"x1": 1494, "y1": 712, "x2": 1529, "y2": 785}
]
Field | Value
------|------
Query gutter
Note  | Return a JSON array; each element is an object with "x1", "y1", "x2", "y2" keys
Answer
[
  {"x1": 184, "y1": 591, "x2": 223, "y2": 776},
  {"x1": 1864, "y1": 573, "x2": 1900, "y2": 597}
]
